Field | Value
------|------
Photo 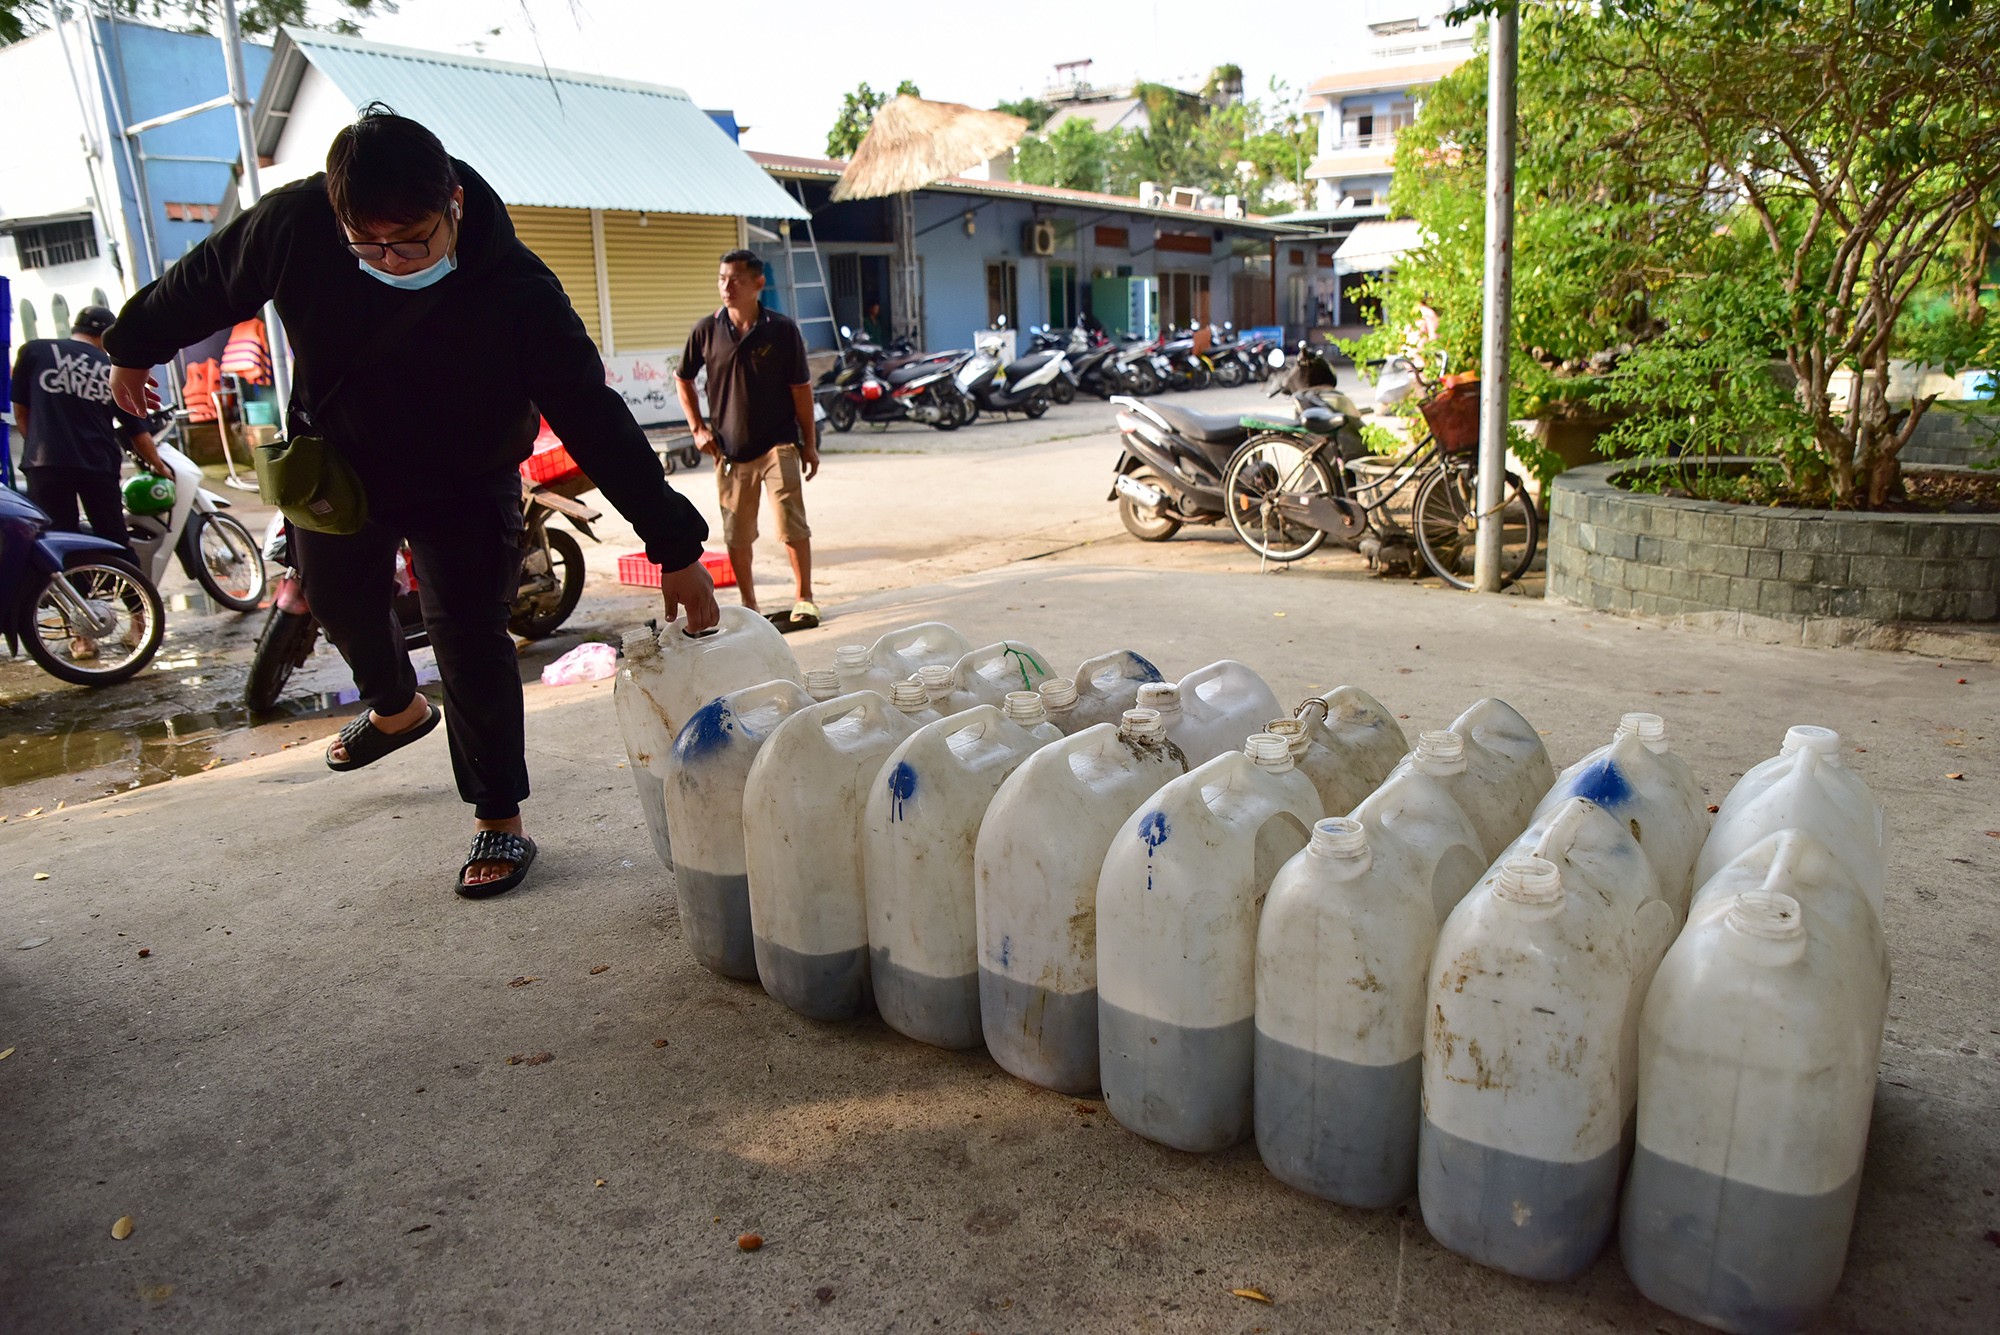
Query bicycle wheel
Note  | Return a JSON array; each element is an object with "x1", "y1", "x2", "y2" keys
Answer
[
  {"x1": 1224, "y1": 435, "x2": 1334, "y2": 562},
  {"x1": 189, "y1": 511, "x2": 267, "y2": 611},
  {"x1": 1412, "y1": 466, "x2": 1539, "y2": 589}
]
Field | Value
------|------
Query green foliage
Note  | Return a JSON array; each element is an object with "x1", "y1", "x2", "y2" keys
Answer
[
  {"x1": 1015, "y1": 117, "x2": 1118, "y2": 193},
  {"x1": 825, "y1": 79, "x2": 921, "y2": 159},
  {"x1": 5, "y1": 1, "x2": 383, "y2": 42},
  {"x1": 994, "y1": 97, "x2": 1053, "y2": 131}
]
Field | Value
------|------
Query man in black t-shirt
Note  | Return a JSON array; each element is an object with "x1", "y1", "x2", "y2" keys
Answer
[
  {"x1": 675, "y1": 250, "x2": 821, "y2": 632},
  {"x1": 10, "y1": 304, "x2": 166, "y2": 562}
]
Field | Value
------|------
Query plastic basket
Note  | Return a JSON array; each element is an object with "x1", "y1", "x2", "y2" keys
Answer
[
  {"x1": 616, "y1": 550, "x2": 737, "y2": 589},
  {"x1": 522, "y1": 441, "x2": 587, "y2": 487},
  {"x1": 1418, "y1": 379, "x2": 1482, "y2": 455}
]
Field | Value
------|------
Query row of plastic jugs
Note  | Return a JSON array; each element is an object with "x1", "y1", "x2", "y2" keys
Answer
[{"x1": 612, "y1": 611, "x2": 1889, "y2": 1335}]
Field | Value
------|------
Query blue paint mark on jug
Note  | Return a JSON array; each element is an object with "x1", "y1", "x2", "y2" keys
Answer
[
  {"x1": 1569, "y1": 758, "x2": 1632, "y2": 808},
  {"x1": 888, "y1": 761, "x2": 918, "y2": 821},
  {"x1": 674, "y1": 698, "x2": 734, "y2": 764},
  {"x1": 1139, "y1": 811, "x2": 1172, "y2": 848},
  {"x1": 997, "y1": 934, "x2": 1011, "y2": 968},
  {"x1": 1128, "y1": 652, "x2": 1165, "y2": 684}
]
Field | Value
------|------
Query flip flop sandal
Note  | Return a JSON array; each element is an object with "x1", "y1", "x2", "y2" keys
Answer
[
  {"x1": 457, "y1": 830, "x2": 537, "y2": 899},
  {"x1": 768, "y1": 602, "x2": 821, "y2": 634},
  {"x1": 325, "y1": 700, "x2": 442, "y2": 772}
]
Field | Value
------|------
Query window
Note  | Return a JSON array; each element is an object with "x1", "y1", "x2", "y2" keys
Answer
[
  {"x1": 163, "y1": 202, "x2": 220, "y2": 223},
  {"x1": 15, "y1": 218, "x2": 98, "y2": 269},
  {"x1": 986, "y1": 260, "x2": 1018, "y2": 328},
  {"x1": 1346, "y1": 190, "x2": 1375, "y2": 208},
  {"x1": 1094, "y1": 225, "x2": 1129, "y2": 249},
  {"x1": 1161, "y1": 271, "x2": 1210, "y2": 329},
  {"x1": 1387, "y1": 100, "x2": 1417, "y2": 134},
  {"x1": 1047, "y1": 263, "x2": 1077, "y2": 328}
]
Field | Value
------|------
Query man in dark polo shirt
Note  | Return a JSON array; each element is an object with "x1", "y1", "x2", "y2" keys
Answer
[{"x1": 674, "y1": 249, "x2": 821, "y2": 632}]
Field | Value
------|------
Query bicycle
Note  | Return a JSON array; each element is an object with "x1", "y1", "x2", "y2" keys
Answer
[{"x1": 1223, "y1": 350, "x2": 1539, "y2": 588}]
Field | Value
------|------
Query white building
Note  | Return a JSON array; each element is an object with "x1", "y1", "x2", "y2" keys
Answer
[{"x1": 1303, "y1": 5, "x2": 1471, "y2": 214}]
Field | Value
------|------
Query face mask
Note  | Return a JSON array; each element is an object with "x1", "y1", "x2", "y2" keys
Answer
[{"x1": 357, "y1": 200, "x2": 460, "y2": 290}]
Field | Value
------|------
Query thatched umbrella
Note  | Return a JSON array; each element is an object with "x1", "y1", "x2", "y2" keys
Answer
[{"x1": 830, "y1": 96, "x2": 1029, "y2": 201}]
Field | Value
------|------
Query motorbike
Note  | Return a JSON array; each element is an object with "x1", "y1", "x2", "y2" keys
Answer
[
  {"x1": 1030, "y1": 323, "x2": 1137, "y2": 401},
  {"x1": 243, "y1": 476, "x2": 601, "y2": 711},
  {"x1": 1156, "y1": 326, "x2": 1215, "y2": 392},
  {"x1": 1, "y1": 483, "x2": 165, "y2": 686},
  {"x1": 1108, "y1": 343, "x2": 1366, "y2": 544},
  {"x1": 1202, "y1": 323, "x2": 1254, "y2": 389},
  {"x1": 816, "y1": 326, "x2": 971, "y2": 431},
  {"x1": 955, "y1": 338, "x2": 1068, "y2": 419},
  {"x1": 122, "y1": 412, "x2": 268, "y2": 612}
]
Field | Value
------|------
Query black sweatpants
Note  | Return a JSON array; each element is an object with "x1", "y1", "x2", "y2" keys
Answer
[
  {"x1": 25, "y1": 465, "x2": 135, "y2": 563},
  {"x1": 293, "y1": 469, "x2": 528, "y2": 820}
]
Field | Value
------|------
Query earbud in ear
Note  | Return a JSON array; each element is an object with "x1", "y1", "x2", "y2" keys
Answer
[{"x1": 451, "y1": 201, "x2": 461, "y2": 219}]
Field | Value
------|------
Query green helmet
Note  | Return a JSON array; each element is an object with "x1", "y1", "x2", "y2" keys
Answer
[{"x1": 123, "y1": 471, "x2": 176, "y2": 517}]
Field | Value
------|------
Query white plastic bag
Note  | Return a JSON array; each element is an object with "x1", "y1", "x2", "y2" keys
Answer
[{"x1": 540, "y1": 641, "x2": 617, "y2": 686}]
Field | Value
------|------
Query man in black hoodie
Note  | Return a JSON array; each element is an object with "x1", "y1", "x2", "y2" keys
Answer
[{"x1": 107, "y1": 104, "x2": 717, "y2": 898}]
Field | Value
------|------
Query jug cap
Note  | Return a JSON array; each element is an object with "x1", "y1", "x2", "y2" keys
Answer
[
  {"x1": 1037, "y1": 677, "x2": 1080, "y2": 710},
  {"x1": 1136, "y1": 682, "x2": 1181, "y2": 712},
  {"x1": 804, "y1": 669, "x2": 841, "y2": 701},
  {"x1": 1263, "y1": 718, "x2": 1312, "y2": 757},
  {"x1": 890, "y1": 681, "x2": 932, "y2": 712},
  {"x1": 1616, "y1": 712, "x2": 1668, "y2": 750},
  {"x1": 622, "y1": 627, "x2": 662, "y2": 660},
  {"x1": 1310, "y1": 816, "x2": 1369, "y2": 860},
  {"x1": 1495, "y1": 856, "x2": 1563, "y2": 906},
  {"x1": 1727, "y1": 889, "x2": 1806, "y2": 941},
  {"x1": 834, "y1": 644, "x2": 870, "y2": 667},
  {"x1": 1780, "y1": 725, "x2": 1841, "y2": 759},
  {"x1": 1119, "y1": 707, "x2": 1166, "y2": 741},
  {"x1": 1415, "y1": 729, "x2": 1467, "y2": 773},
  {"x1": 1003, "y1": 691, "x2": 1048, "y2": 725},
  {"x1": 1246, "y1": 733, "x2": 1295, "y2": 771}
]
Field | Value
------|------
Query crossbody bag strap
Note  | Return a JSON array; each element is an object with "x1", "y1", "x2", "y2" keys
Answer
[{"x1": 297, "y1": 281, "x2": 455, "y2": 427}]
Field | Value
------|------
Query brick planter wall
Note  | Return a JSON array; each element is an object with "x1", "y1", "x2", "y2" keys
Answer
[
  {"x1": 1903, "y1": 402, "x2": 1999, "y2": 467},
  {"x1": 1547, "y1": 462, "x2": 2000, "y2": 637}
]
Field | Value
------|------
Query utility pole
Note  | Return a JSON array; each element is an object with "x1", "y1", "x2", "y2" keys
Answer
[
  {"x1": 220, "y1": 0, "x2": 291, "y2": 415},
  {"x1": 1471, "y1": 5, "x2": 1518, "y2": 593}
]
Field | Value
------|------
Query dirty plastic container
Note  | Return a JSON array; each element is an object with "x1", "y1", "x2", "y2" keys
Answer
[
  {"x1": 623, "y1": 607, "x2": 802, "y2": 868},
  {"x1": 1035, "y1": 677, "x2": 1083, "y2": 733},
  {"x1": 613, "y1": 626, "x2": 676, "y2": 868},
  {"x1": 1064, "y1": 650, "x2": 1168, "y2": 732},
  {"x1": 743, "y1": 692, "x2": 920, "y2": 1020},
  {"x1": 888, "y1": 679, "x2": 942, "y2": 725},
  {"x1": 1255, "y1": 816, "x2": 1437, "y2": 1207},
  {"x1": 1136, "y1": 660, "x2": 1284, "y2": 768},
  {"x1": 1420, "y1": 854, "x2": 1674, "y2": 1282},
  {"x1": 1385, "y1": 699, "x2": 1553, "y2": 860},
  {"x1": 1688, "y1": 830, "x2": 1890, "y2": 1011},
  {"x1": 1098, "y1": 734, "x2": 1324, "y2": 1151},
  {"x1": 833, "y1": 643, "x2": 896, "y2": 697},
  {"x1": 863, "y1": 704, "x2": 1063, "y2": 1049},
  {"x1": 1264, "y1": 685, "x2": 1409, "y2": 816},
  {"x1": 945, "y1": 641, "x2": 1062, "y2": 712},
  {"x1": 803, "y1": 668, "x2": 841, "y2": 701},
  {"x1": 1622, "y1": 886, "x2": 1883, "y2": 1334},
  {"x1": 1694, "y1": 726, "x2": 1887, "y2": 912},
  {"x1": 664, "y1": 679, "x2": 815, "y2": 979},
  {"x1": 1349, "y1": 755, "x2": 1490, "y2": 925},
  {"x1": 974, "y1": 709, "x2": 1190, "y2": 1093},
  {"x1": 868, "y1": 622, "x2": 976, "y2": 682},
  {"x1": 1535, "y1": 712, "x2": 1709, "y2": 913},
  {"x1": 914, "y1": 663, "x2": 957, "y2": 706}
]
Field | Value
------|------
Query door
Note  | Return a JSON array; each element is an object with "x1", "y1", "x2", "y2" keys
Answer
[
  {"x1": 1047, "y1": 262, "x2": 1077, "y2": 328},
  {"x1": 986, "y1": 260, "x2": 1019, "y2": 328}
]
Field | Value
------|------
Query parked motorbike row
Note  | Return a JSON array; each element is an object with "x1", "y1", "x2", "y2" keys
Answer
[{"x1": 816, "y1": 318, "x2": 1283, "y2": 434}]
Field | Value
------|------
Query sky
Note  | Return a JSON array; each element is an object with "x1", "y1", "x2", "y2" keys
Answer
[{"x1": 340, "y1": 0, "x2": 1389, "y2": 157}]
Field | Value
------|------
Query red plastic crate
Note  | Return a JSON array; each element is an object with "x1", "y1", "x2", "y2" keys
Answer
[
  {"x1": 617, "y1": 550, "x2": 736, "y2": 589},
  {"x1": 521, "y1": 417, "x2": 589, "y2": 486}
]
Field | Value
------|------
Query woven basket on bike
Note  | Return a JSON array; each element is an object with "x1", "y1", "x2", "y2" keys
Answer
[{"x1": 1418, "y1": 377, "x2": 1482, "y2": 456}]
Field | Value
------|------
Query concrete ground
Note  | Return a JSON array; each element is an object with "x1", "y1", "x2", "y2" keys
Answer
[{"x1": 3, "y1": 371, "x2": 1996, "y2": 1330}]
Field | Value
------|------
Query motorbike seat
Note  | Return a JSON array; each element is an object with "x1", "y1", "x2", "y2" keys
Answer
[
  {"x1": 1299, "y1": 404, "x2": 1341, "y2": 434},
  {"x1": 1151, "y1": 402, "x2": 1252, "y2": 445}
]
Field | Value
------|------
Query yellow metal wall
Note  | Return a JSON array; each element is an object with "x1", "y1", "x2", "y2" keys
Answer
[
  {"x1": 509, "y1": 206, "x2": 601, "y2": 347},
  {"x1": 601, "y1": 211, "x2": 736, "y2": 351}
]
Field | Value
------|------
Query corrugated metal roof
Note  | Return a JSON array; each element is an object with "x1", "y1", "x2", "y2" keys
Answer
[
  {"x1": 1333, "y1": 218, "x2": 1423, "y2": 273},
  {"x1": 276, "y1": 27, "x2": 806, "y2": 220}
]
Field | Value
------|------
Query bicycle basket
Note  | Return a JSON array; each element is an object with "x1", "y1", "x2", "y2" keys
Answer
[{"x1": 1419, "y1": 379, "x2": 1482, "y2": 455}]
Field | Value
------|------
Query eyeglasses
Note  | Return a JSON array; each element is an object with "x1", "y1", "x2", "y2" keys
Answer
[{"x1": 345, "y1": 213, "x2": 445, "y2": 262}]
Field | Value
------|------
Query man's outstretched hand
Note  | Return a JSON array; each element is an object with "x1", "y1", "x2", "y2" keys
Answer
[
  {"x1": 659, "y1": 559, "x2": 720, "y2": 633},
  {"x1": 110, "y1": 366, "x2": 161, "y2": 419}
]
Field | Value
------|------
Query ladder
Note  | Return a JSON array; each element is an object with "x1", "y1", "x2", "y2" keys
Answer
[{"x1": 780, "y1": 182, "x2": 842, "y2": 353}]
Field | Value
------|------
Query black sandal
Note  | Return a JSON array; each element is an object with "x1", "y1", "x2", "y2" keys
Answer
[
  {"x1": 457, "y1": 831, "x2": 537, "y2": 899},
  {"x1": 325, "y1": 700, "x2": 442, "y2": 772}
]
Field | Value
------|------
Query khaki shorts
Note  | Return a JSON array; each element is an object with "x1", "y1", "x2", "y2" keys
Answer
[{"x1": 716, "y1": 443, "x2": 811, "y2": 547}]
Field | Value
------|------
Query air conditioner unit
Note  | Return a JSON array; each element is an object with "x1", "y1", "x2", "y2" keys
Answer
[
  {"x1": 1138, "y1": 180, "x2": 1164, "y2": 208},
  {"x1": 1023, "y1": 220, "x2": 1058, "y2": 256},
  {"x1": 1222, "y1": 194, "x2": 1245, "y2": 219}
]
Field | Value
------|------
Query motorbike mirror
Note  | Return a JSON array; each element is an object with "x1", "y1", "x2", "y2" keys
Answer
[
  {"x1": 1267, "y1": 347, "x2": 1287, "y2": 368},
  {"x1": 840, "y1": 324, "x2": 852, "y2": 339},
  {"x1": 996, "y1": 315, "x2": 1008, "y2": 328}
]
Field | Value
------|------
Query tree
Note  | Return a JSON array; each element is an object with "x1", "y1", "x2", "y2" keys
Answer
[
  {"x1": 825, "y1": 79, "x2": 920, "y2": 159},
  {"x1": 994, "y1": 96, "x2": 1052, "y2": 132},
  {"x1": 3, "y1": 1, "x2": 382, "y2": 44},
  {"x1": 1014, "y1": 116, "x2": 1120, "y2": 193}
]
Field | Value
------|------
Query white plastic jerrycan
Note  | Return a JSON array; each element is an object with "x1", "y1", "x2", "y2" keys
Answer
[
  {"x1": 975, "y1": 708, "x2": 1190, "y2": 1094},
  {"x1": 803, "y1": 668, "x2": 841, "y2": 701},
  {"x1": 664, "y1": 679, "x2": 815, "y2": 980},
  {"x1": 1349, "y1": 757, "x2": 1490, "y2": 925},
  {"x1": 1535, "y1": 712, "x2": 1710, "y2": 914},
  {"x1": 613, "y1": 627, "x2": 677, "y2": 868},
  {"x1": 1255, "y1": 816, "x2": 1437, "y2": 1208},
  {"x1": 1135, "y1": 660, "x2": 1284, "y2": 768},
  {"x1": 868, "y1": 621, "x2": 975, "y2": 681},
  {"x1": 1694, "y1": 726, "x2": 1887, "y2": 912},
  {"x1": 629, "y1": 607, "x2": 802, "y2": 868},
  {"x1": 938, "y1": 641, "x2": 1062, "y2": 714},
  {"x1": 1420, "y1": 854, "x2": 1674, "y2": 1283},
  {"x1": 1386, "y1": 698, "x2": 1554, "y2": 860},
  {"x1": 1622, "y1": 888, "x2": 1883, "y2": 1335},
  {"x1": 1063, "y1": 649, "x2": 1169, "y2": 733},
  {"x1": 863, "y1": 700, "x2": 1063, "y2": 1050},
  {"x1": 1098, "y1": 734, "x2": 1324, "y2": 1152},
  {"x1": 1688, "y1": 829, "x2": 1890, "y2": 1011},
  {"x1": 743, "y1": 692, "x2": 919, "y2": 1021},
  {"x1": 1262, "y1": 685, "x2": 1409, "y2": 816},
  {"x1": 832, "y1": 643, "x2": 896, "y2": 697}
]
